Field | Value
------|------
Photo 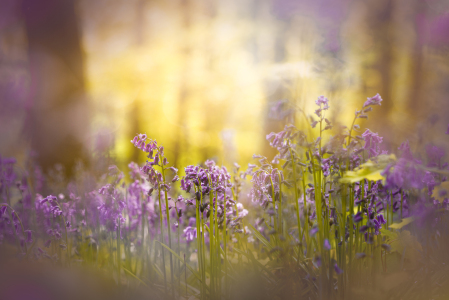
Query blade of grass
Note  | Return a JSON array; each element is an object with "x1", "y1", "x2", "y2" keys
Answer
[{"x1": 157, "y1": 240, "x2": 209, "y2": 290}]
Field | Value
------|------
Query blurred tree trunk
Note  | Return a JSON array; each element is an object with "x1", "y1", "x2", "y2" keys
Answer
[
  {"x1": 130, "y1": 0, "x2": 147, "y2": 164},
  {"x1": 22, "y1": 0, "x2": 88, "y2": 175},
  {"x1": 259, "y1": 0, "x2": 286, "y2": 160},
  {"x1": 173, "y1": 0, "x2": 192, "y2": 167},
  {"x1": 408, "y1": 0, "x2": 426, "y2": 119},
  {"x1": 369, "y1": 0, "x2": 394, "y2": 142}
]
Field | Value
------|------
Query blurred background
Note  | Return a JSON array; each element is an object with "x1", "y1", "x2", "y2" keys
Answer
[{"x1": 1, "y1": 0, "x2": 449, "y2": 174}]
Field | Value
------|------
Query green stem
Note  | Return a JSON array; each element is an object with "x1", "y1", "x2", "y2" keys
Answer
[
  {"x1": 277, "y1": 171, "x2": 283, "y2": 236},
  {"x1": 117, "y1": 217, "x2": 121, "y2": 285},
  {"x1": 269, "y1": 176, "x2": 278, "y2": 243},
  {"x1": 302, "y1": 169, "x2": 310, "y2": 255},
  {"x1": 195, "y1": 189, "x2": 202, "y2": 299},
  {"x1": 0, "y1": 204, "x2": 28, "y2": 254},
  {"x1": 290, "y1": 148, "x2": 303, "y2": 255},
  {"x1": 223, "y1": 190, "x2": 228, "y2": 299},
  {"x1": 158, "y1": 188, "x2": 168, "y2": 296},
  {"x1": 48, "y1": 200, "x2": 69, "y2": 264},
  {"x1": 160, "y1": 163, "x2": 174, "y2": 296}
]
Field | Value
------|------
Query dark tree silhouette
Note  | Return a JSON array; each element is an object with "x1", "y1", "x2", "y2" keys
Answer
[{"x1": 22, "y1": 0, "x2": 88, "y2": 174}]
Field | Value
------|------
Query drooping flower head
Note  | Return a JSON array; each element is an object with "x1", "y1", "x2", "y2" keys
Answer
[
  {"x1": 131, "y1": 134, "x2": 178, "y2": 195},
  {"x1": 314, "y1": 96, "x2": 329, "y2": 118},
  {"x1": 268, "y1": 99, "x2": 293, "y2": 120},
  {"x1": 363, "y1": 93, "x2": 382, "y2": 108},
  {"x1": 183, "y1": 226, "x2": 197, "y2": 242},
  {"x1": 315, "y1": 96, "x2": 329, "y2": 110},
  {"x1": 362, "y1": 129, "x2": 383, "y2": 157},
  {"x1": 0, "y1": 156, "x2": 17, "y2": 192},
  {"x1": 398, "y1": 141, "x2": 413, "y2": 160},
  {"x1": 97, "y1": 184, "x2": 126, "y2": 233},
  {"x1": 334, "y1": 263, "x2": 344, "y2": 275},
  {"x1": 324, "y1": 239, "x2": 331, "y2": 250},
  {"x1": 426, "y1": 144, "x2": 445, "y2": 168}
]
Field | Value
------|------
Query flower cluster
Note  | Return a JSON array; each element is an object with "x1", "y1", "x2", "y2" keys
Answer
[{"x1": 0, "y1": 92, "x2": 448, "y2": 300}]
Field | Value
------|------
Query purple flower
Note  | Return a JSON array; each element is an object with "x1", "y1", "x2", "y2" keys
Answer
[
  {"x1": 0, "y1": 206, "x2": 7, "y2": 218},
  {"x1": 398, "y1": 141, "x2": 413, "y2": 160},
  {"x1": 183, "y1": 226, "x2": 197, "y2": 242},
  {"x1": 268, "y1": 99, "x2": 293, "y2": 120},
  {"x1": 381, "y1": 244, "x2": 391, "y2": 251},
  {"x1": 359, "y1": 225, "x2": 369, "y2": 233},
  {"x1": 363, "y1": 93, "x2": 382, "y2": 108},
  {"x1": 383, "y1": 156, "x2": 426, "y2": 190},
  {"x1": 97, "y1": 186, "x2": 126, "y2": 232},
  {"x1": 426, "y1": 144, "x2": 445, "y2": 167},
  {"x1": 362, "y1": 129, "x2": 383, "y2": 157},
  {"x1": 324, "y1": 239, "x2": 331, "y2": 250},
  {"x1": 314, "y1": 255, "x2": 321, "y2": 267},
  {"x1": 373, "y1": 214, "x2": 387, "y2": 234},
  {"x1": 309, "y1": 227, "x2": 319, "y2": 236},
  {"x1": 24, "y1": 230, "x2": 33, "y2": 244},
  {"x1": 354, "y1": 212, "x2": 363, "y2": 223},
  {"x1": 376, "y1": 214, "x2": 386, "y2": 225},
  {"x1": 128, "y1": 162, "x2": 144, "y2": 180},
  {"x1": 334, "y1": 263, "x2": 343, "y2": 275},
  {"x1": 237, "y1": 203, "x2": 249, "y2": 218},
  {"x1": 322, "y1": 158, "x2": 331, "y2": 177},
  {"x1": 315, "y1": 96, "x2": 329, "y2": 110}
]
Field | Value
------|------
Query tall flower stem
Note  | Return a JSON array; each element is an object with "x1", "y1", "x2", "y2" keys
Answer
[
  {"x1": 277, "y1": 172, "x2": 283, "y2": 237},
  {"x1": 400, "y1": 190, "x2": 403, "y2": 220},
  {"x1": 200, "y1": 190, "x2": 206, "y2": 298},
  {"x1": 175, "y1": 203, "x2": 181, "y2": 293},
  {"x1": 0, "y1": 204, "x2": 28, "y2": 254},
  {"x1": 289, "y1": 148, "x2": 302, "y2": 248},
  {"x1": 302, "y1": 169, "x2": 310, "y2": 256},
  {"x1": 195, "y1": 191, "x2": 202, "y2": 298},
  {"x1": 223, "y1": 190, "x2": 228, "y2": 299},
  {"x1": 214, "y1": 189, "x2": 220, "y2": 298},
  {"x1": 160, "y1": 162, "x2": 175, "y2": 296},
  {"x1": 269, "y1": 176, "x2": 278, "y2": 244},
  {"x1": 117, "y1": 217, "x2": 121, "y2": 285},
  {"x1": 209, "y1": 188, "x2": 216, "y2": 298},
  {"x1": 348, "y1": 184, "x2": 354, "y2": 283},
  {"x1": 157, "y1": 188, "x2": 168, "y2": 296},
  {"x1": 51, "y1": 200, "x2": 69, "y2": 265}
]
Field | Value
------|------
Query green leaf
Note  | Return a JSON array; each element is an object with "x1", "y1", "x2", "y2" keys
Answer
[
  {"x1": 156, "y1": 241, "x2": 206, "y2": 288},
  {"x1": 432, "y1": 181, "x2": 449, "y2": 203},
  {"x1": 248, "y1": 224, "x2": 274, "y2": 251},
  {"x1": 389, "y1": 217, "x2": 416, "y2": 229},
  {"x1": 233, "y1": 248, "x2": 275, "y2": 283},
  {"x1": 340, "y1": 154, "x2": 395, "y2": 184},
  {"x1": 151, "y1": 263, "x2": 164, "y2": 278},
  {"x1": 123, "y1": 267, "x2": 149, "y2": 287},
  {"x1": 179, "y1": 280, "x2": 200, "y2": 294},
  {"x1": 389, "y1": 230, "x2": 423, "y2": 269},
  {"x1": 380, "y1": 228, "x2": 398, "y2": 240}
]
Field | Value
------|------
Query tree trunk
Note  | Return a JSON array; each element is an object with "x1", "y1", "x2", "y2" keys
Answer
[{"x1": 22, "y1": 0, "x2": 88, "y2": 175}]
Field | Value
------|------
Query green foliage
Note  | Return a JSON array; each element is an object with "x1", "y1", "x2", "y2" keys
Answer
[
  {"x1": 431, "y1": 181, "x2": 449, "y2": 203},
  {"x1": 389, "y1": 217, "x2": 416, "y2": 229},
  {"x1": 340, "y1": 154, "x2": 395, "y2": 183}
]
